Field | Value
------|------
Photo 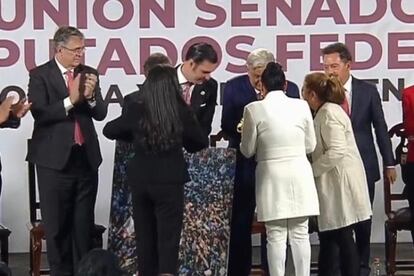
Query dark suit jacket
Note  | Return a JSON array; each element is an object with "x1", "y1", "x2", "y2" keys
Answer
[
  {"x1": 0, "y1": 116, "x2": 19, "y2": 129},
  {"x1": 175, "y1": 66, "x2": 218, "y2": 138},
  {"x1": 103, "y1": 99, "x2": 208, "y2": 184},
  {"x1": 122, "y1": 90, "x2": 141, "y2": 116},
  {"x1": 221, "y1": 74, "x2": 300, "y2": 148},
  {"x1": 189, "y1": 78, "x2": 218, "y2": 138},
  {"x1": 350, "y1": 77, "x2": 395, "y2": 184},
  {"x1": 26, "y1": 59, "x2": 107, "y2": 171}
]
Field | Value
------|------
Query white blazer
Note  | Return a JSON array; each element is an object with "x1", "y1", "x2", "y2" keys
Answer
[
  {"x1": 312, "y1": 102, "x2": 372, "y2": 231},
  {"x1": 240, "y1": 91, "x2": 319, "y2": 222}
]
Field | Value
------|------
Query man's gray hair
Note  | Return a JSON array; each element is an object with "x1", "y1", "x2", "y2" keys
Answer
[
  {"x1": 53, "y1": 26, "x2": 84, "y2": 49},
  {"x1": 246, "y1": 48, "x2": 275, "y2": 69}
]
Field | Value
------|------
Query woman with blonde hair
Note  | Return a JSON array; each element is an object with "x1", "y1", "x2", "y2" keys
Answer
[{"x1": 302, "y1": 72, "x2": 372, "y2": 276}]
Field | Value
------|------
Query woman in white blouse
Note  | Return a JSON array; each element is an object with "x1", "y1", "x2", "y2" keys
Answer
[
  {"x1": 240, "y1": 62, "x2": 319, "y2": 276},
  {"x1": 302, "y1": 72, "x2": 371, "y2": 276}
]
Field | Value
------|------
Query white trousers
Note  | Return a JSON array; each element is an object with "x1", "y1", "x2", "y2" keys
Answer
[{"x1": 265, "y1": 217, "x2": 310, "y2": 276}]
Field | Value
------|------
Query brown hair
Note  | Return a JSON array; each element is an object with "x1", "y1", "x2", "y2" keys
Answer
[
  {"x1": 143, "y1": 53, "x2": 172, "y2": 76},
  {"x1": 304, "y1": 72, "x2": 345, "y2": 104},
  {"x1": 321, "y1": 42, "x2": 352, "y2": 63}
]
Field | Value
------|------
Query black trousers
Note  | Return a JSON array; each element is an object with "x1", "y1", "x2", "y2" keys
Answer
[
  {"x1": 129, "y1": 181, "x2": 184, "y2": 276},
  {"x1": 318, "y1": 225, "x2": 360, "y2": 276},
  {"x1": 227, "y1": 152, "x2": 256, "y2": 276},
  {"x1": 36, "y1": 146, "x2": 98, "y2": 276},
  {"x1": 330, "y1": 181, "x2": 374, "y2": 276},
  {"x1": 353, "y1": 180, "x2": 375, "y2": 276}
]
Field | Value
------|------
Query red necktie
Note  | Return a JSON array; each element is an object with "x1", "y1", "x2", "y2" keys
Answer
[
  {"x1": 182, "y1": 82, "x2": 192, "y2": 105},
  {"x1": 341, "y1": 94, "x2": 350, "y2": 116},
  {"x1": 66, "y1": 71, "x2": 85, "y2": 145}
]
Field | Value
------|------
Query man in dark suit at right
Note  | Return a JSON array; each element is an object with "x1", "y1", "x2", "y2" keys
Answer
[
  {"x1": 221, "y1": 48, "x2": 300, "y2": 276},
  {"x1": 322, "y1": 42, "x2": 396, "y2": 276},
  {"x1": 176, "y1": 43, "x2": 218, "y2": 138}
]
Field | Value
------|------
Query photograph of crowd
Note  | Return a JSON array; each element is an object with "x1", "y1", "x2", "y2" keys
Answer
[{"x1": 107, "y1": 142, "x2": 236, "y2": 275}]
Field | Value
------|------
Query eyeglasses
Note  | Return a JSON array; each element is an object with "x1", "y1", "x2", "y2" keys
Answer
[{"x1": 61, "y1": 45, "x2": 86, "y2": 54}]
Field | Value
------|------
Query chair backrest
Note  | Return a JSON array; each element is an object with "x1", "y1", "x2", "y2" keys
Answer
[
  {"x1": 209, "y1": 130, "x2": 228, "y2": 147},
  {"x1": 27, "y1": 140, "x2": 41, "y2": 223},
  {"x1": 384, "y1": 123, "x2": 408, "y2": 217}
]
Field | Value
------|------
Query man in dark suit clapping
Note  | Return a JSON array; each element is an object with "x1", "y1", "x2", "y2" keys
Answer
[{"x1": 26, "y1": 26, "x2": 107, "y2": 276}]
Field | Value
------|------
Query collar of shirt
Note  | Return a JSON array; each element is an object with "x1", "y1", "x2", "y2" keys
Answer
[
  {"x1": 343, "y1": 75, "x2": 353, "y2": 108},
  {"x1": 55, "y1": 58, "x2": 72, "y2": 76},
  {"x1": 343, "y1": 75, "x2": 352, "y2": 95},
  {"x1": 177, "y1": 64, "x2": 189, "y2": 85},
  {"x1": 254, "y1": 88, "x2": 262, "y2": 100}
]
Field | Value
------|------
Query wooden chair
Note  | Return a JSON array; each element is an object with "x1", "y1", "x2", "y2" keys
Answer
[
  {"x1": 250, "y1": 215, "x2": 268, "y2": 276},
  {"x1": 209, "y1": 131, "x2": 268, "y2": 275},
  {"x1": 384, "y1": 123, "x2": 414, "y2": 276},
  {"x1": 27, "y1": 150, "x2": 106, "y2": 276},
  {"x1": 209, "y1": 130, "x2": 228, "y2": 147}
]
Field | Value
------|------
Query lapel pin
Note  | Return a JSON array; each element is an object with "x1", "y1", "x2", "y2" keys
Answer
[{"x1": 200, "y1": 91, "x2": 206, "y2": 96}]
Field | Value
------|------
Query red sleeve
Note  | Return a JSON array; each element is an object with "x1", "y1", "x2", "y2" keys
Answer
[{"x1": 403, "y1": 86, "x2": 414, "y2": 136}]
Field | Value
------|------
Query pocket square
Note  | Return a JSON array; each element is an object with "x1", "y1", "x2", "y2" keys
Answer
[{"x1": 200, "y1": 103, "x2": 207, "y2": 107}]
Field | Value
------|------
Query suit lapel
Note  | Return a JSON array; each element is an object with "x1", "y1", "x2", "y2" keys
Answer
[
  {"x1": 244, "y1": 76, "x2": 258, "y2": 102},
  {"x1": 191, "y1": 84, "x2": 207, "y2": 111},
  {"x1": 48, "y1": 60, "x2": 69, "y2": 99},
  {"x1": 247, "y1": 84, "x2": 257, "y2": 101},
  {"x1": 350, "y1": 77, "x2": 360, "y2": 123},
  {"x1": 190, "y1": 84, "x2": 200, "y2": 108}
]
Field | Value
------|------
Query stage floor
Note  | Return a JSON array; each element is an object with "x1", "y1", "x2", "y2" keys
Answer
[{"x1": 7, "y1": 243, "x2": 414, "y2": 276}]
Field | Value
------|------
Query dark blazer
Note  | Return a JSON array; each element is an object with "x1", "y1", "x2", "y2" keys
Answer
[
  {"x1": 26, "y1": 59, "x2": 107, "y2": 170},
  {"x1": 189, "y1": 78, "x2": 218, "y2": 137},
  {"x1": 350, "y1": 77, "x2": 394, "y2": 184},
  {"x1": 122, "y1": 90, "x2": 141, "y2": 116},
  {"x1": 0, "y1": 116, "x2": 19, "y2": 129},
  {"x1": 103, "y1": 99, "x2": 208, "y2": 184},
  {"x1": 175, "y1": 66, "x2": 218, "y2": 138},
  {"x1": 221, "y1": 74, "x2": 300, "y2": 148}
]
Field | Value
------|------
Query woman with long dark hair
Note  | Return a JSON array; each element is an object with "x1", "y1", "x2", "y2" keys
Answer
[
  {"x1": 302, "y1": 72, "x2": 371, "y2": 276},
  {"x1": 103, "y1": 65, "x2": 208, "y2": 276}
]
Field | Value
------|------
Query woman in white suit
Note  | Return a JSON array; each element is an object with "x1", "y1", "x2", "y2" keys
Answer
[
  {"x1": 302, "y1": 72, "x2": 372, "y2": 276},
  {"x1": 240, "y1": 62, "x2": 319, "y2": 276}
]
